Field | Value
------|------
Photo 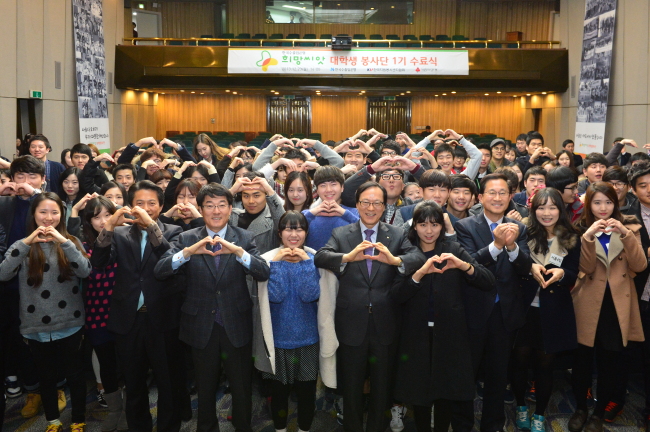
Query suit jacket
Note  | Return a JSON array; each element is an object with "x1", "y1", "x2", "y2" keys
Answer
[
  {"x1": 455, "y1": 213, "x2": 532, "y2": 332},
  {"x1": 622, "y1": 200, "x2": 650, "y2": 298},
  {"x1": 45, "y1": 160, "x2": 66, "y2": 195},
  {"x1": 154, "y1": 225, "x2": 270, "y2": 349},
  {"x1": 90, "y1": 220, "x2": 182, "y2": 335},
  {"x1": 314, "y1": 221, "x2": 426, "y2": 346}
]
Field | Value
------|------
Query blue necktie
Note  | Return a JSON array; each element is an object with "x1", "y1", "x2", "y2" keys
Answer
[
  {"x1": 489, "y1": 222, "x2": 500, "y2": 303},
  {"x1": 212, "y1": 234, "x2": 223, "y2": 326},
  {"x1": 364, "y1": 229, "x2": 374, "y2": 276},
  {"x1": 136, "y1": 231, "x2": 147, "y2": 311}
]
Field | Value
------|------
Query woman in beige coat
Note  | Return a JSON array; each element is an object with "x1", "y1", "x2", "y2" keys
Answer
[{"x1": 569, "y1": 182, "x2": 647, "y2": 432}]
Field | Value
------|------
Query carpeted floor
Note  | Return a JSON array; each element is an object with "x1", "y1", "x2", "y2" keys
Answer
[{"x1": 3, "y1": 372, "x2": 647, "y2": 431}]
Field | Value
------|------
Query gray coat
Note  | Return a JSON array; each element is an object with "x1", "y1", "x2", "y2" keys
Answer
[{"x1": 229, "y1": 193, "x2": 285, "y2": 255}]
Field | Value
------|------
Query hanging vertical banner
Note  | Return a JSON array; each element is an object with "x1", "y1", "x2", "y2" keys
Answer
[
  {"x1": 574, "y1": 0, "x2": 617, "y2": 154},
  {"x1": 72, "y1": 0, "x2": 110, "y2": 151}
]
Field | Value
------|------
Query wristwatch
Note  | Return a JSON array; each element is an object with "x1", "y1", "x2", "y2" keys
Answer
[{"x1": 32, "y1": 188, "x2": 42, "y2": 196}]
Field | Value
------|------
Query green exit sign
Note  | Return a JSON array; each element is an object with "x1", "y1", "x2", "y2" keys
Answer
[
  {"x1": 283, "y1": 95, "x2": 295, "y2": 100},
  {"x1": 383, "y1": 96, "x2": 396, "y2": 101},
  {"x1": 29, "y1": 90, "x2": 42, "y2": 99}
]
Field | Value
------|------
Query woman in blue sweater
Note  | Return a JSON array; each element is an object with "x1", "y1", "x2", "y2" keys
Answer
[{"x1": 259, "y1": 211, "x2": 322, "y2": 432}]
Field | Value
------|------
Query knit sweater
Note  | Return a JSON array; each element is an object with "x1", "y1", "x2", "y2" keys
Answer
[
  {"x1": 267, "y1": 254, "x2": 321, "y2": 349},
  {"x1": 0, "y1": 239, "x2": 92, "y2": 335},
  {"x1": 303, "y1": 205, "x2": 359, "y2": 250}
]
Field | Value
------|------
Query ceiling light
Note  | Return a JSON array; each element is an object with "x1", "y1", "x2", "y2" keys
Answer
[
  {"x1": 485, "y1": 93, "x2": 489, "y2": 96},
  {"x1": 400, "y1": 93, "x2": 405, "y2": 95},
  {"x1": 526, "y1": 94, "x2": 531, "y2": 96},
  {"x1": 191, "y1": 91, "x2": 195, "y2": 94},
  {"x1": 542, "y1": 92, "x2": 547, "y2": 94},
  {"x1": 134, "y1": 88, "x2": 140, "y2": 91},
  {"x1": 161, "y1": 92, "x2": 165, "y2": 94},
  {"x1": 283, "y1": 5, "x2": 306, "y2": 10},
  {"x1": 391, "y1": 5, "x2": 395, "y2": 8},
  {"x1": 451, "y1": 91, "x2": 456, "y2": 94},
  {"x1": 180, "y1": 90, "x2": 184, "y2": 92},
  {"x1": 513, "y1": 95, "x2": 517, "y2": 97},
  {"x1": 406, "y1": 91, "x2": 411, "y2": 93},
  {"x1": 232, "y1": 91, "x2": 237, "y2": 94},
  {"x1": 225, "y1": 90, "x2": 230, "y2": 92},
  {"x1": 132, "y1": 12, "x2": 137, "y2": 16},
  {"x1": 435, "y1": 95, "x2": 439, "y2": 97},
  {"x1": 275, "y1": 92, "x2": 279, "y2": 95},
  {"x1": 370, "y1": 7, "x2": 374, "y2": 10},
  {"x1": 496, "y1": 91, "x2": 501, "y2": 94},
  {"x1": 138, "y1": 3, "x2": 144, "y2": 9},
  {"x1": 442, "y1": 93, "x2": 447, "y2": 95},
  {"x1": 200, "y1": 93, "x2": 204, "y2": 94}
]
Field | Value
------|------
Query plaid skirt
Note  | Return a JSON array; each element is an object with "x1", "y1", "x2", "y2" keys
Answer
[{"x1": 262, "y1": 342, "x2": 319, "y2": 385}]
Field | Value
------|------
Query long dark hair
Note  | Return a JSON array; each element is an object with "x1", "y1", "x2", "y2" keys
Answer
[
  {"x1": 527, "y1": 188, "x2": 580, "y2": 255},
  {"x1": 58, "y1": 167, "x2": 82, "y2": 201},
  {"x1": 407, "y1": 200, "x2": 447, "y2": 246},
  {"x1": 283, "y1": 171, "x2": 313, "y2": 211},
  {"x1": 82, "y1": 196, "x2": 116, "y2": 245},
  {"x1": 26, "y1": 193, "x2": 87, "y2": 288},
  {"x1": 577, "y1": 181, "x2": 624, "y2": 230},
  {"x1": 556, "y1": 149, "x2": 577, "y2": 171}
]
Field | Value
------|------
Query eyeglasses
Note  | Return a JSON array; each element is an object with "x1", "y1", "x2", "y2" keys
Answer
[
  {"x1": 484, "y1": 191, "x2": 509, "y2": 198},
  {"x1": 358, "y1": 201, "x2": 385, "y2": 208},
  {"x1": 380, "y1": 174, "x2": 403, "y2": 181},
  {"x1": 202, "y1": 204, "x2": 229, "y2": 211},
  {"x1": 610, "y1": 181, "x2": 628, "y2": 189},
  {"x1": 564, "y1": 184, "x2": 579, "y2": 191},
  {"x1": 381, "y1": 151, "x2": 397, "y2": 156}
]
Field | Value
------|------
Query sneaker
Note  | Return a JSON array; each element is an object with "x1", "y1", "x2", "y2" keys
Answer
[
  {"x1": 476, "y1": 381, "x2": 484, "y2": 400},
  {"x1": 45, "y1": 424, "x2": 62, "y2": 432},
  {"x1": 97, "y1": 389, "x2": 107, "y2": 408},
  {"x1": 516, "y1": 406, "x2": 531, "y2": 431},
  {"x1": 531, "y1": 414, "x2": 546, "y2": 432},
  {"x1": 526, "y1": 381, "x2": 536, "y2": 403},
  {"x1": 5, "y1": 376, "x2": 22, "y2": 398},
  {"x1": 390, "y1": 405, "x2": 407, "y2": 432},
  {"x1": 21, "y1": 393, "x2": 42, "y2": 418},
  {"x1": 70, "y1": 423, "x2": 86, "y2": 432},
  {"x1": 603, "y1": 401, "x2": 623, "y2": 423},
  {"x1": 58, "y1": 389, "x2": 67, "y2": 412},
  {"x1": 504, "y1": 384, "x2": 515, "y2": 405},
  {"x1": 586, "y1": 387, "x2": 596, "y2": 408},
  {"x1": 334, "y1": 397, "x2": 344, "y2": 425}
]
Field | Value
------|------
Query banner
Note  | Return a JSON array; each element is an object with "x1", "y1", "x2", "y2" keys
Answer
[
  {"x1": 228, "y1": 48, "x2": 469, "y2": 76},
  {"x1": 72, "y1": 0, "x2": 110, "y2": 151},
  {"x1": 574, "y1": 0, "x2": 617, "y2": 154}
]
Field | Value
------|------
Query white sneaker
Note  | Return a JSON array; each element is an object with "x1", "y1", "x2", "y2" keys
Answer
[{"x1": 390, "y1": 405, "x2": 407, "y2": 432}]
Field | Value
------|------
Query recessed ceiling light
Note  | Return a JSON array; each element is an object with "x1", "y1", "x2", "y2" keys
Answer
[
  {"x1": 485, "y1": 93, "x2": 489, "y2": 96},
  {"x1": 180, "y1": 90, "x2": 184, "y2": 92},
  {"x1": 442, "y1": 93, "x2": 447, "y2": 95},
  {"x1": 270, "y1": 90, "x2": 275, "y2": 92},
  {"x1": 435, "y1": 95, "x2": 439, "y2": 97},
  {"x1": 361, "y1": 91, "x2": 365, "y2": 93},
  {"x1": 542, "y1": 92, "x2": 547, "y2": 94},
  {"x1": 225, "y1": 90, "x2": 230, "y2": 92},
  {"x1": 200, "y1": 93, "x2": 204, "y2": 94},
  {"x1": 400, "y1": 93, "x2": 405, "y2": 95},
  {"x1": 451, "y1": 91, "x2": 456, "y2": 94},
  {"x1": 134, "y1": 88, "x2": 140, "y2": 91},
  {"x1": 191, "y1": 91, "x2": 195, "y2": 94},
  {"x1": 513, "y1": 95, "x2": 517, "y2": 97},
  {"x1": 406, "y1": 91, "x2": 411, "y2": 93},
  {"x1": 496, "y1": 91, "x2": 501, "y2": 94},
  {"x1": 232, "y1": 91, "x2": 237, "y2": 94},
  {"x1": 526, "y1": 94, "x2": 531, "y2": 96}
]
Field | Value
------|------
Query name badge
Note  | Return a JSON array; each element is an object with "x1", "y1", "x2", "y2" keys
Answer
[{"x1": 549, "y1": 253, "x2": 564, "y2": 267}]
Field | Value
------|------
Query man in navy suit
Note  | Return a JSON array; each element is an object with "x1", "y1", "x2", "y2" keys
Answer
[
  {"x1": 155, "y1": 183, "x2": 270, "y2": 432},
  {"x1": 455, "y1": 173, "x2": 532, "y2": 432}
]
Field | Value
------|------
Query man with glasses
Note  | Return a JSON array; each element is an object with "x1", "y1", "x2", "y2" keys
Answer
[
  {"x1": 155, "y1": 183, "x2": 270, "y2": 432},
  {"x1": 456, "y1": 173, "x2": 532, "y2": 432},
  {"x1": 603, "y1": 166, "x2": 637, "y2": 212},
  {"x1": 315, "y1": 181, "x2": 425, "y2": 432},
  {"x1": 546, "y1": 166, "x2": 583, "y2": 223},
  {"x1": 341, "y1": 154, "x2": 423, "y2": 226}
]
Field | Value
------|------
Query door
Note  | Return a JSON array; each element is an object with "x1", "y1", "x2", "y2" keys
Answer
[
  {"x1": 133, "y1": 10, "x2": 162, "y2": 45},
  {"x1": 267, "y1": 97, "x2": 311, "y2": 137},
  {"x1": 367, "y1": 97, "x2": 411, "y2": 135}
]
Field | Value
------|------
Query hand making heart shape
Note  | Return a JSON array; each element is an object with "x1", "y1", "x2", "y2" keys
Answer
[{"x1": 530, "y1": 263, "x2": 565, "y2": 289}]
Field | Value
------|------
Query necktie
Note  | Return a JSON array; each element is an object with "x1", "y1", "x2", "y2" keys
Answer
[
  {"x1": 489, "y1": 222, "x2": 500, "y2": 303},
  {"x1": 136, "y1": 230, "x2": 148, "y2": 311},
  {"x1": 212, "y1": 234, "x2": 223, "y2": 325},
  {"x1": 364, "y1": 229, "x2": 374, "y2": 276}
]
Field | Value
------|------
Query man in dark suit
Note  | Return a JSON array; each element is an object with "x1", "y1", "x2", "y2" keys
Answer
[
  {"x1": 91, "y1": 180, "x2": 188, "y2": 432},
  {"x1": 455, "y1": 173, "x2": 532, "y2": 432},
  {"x1": 155, "y1": 183, "x2": 270, "y2": 432},
  {"x1": 315, "y1": 181, "x2": 425, "y2": 432}
]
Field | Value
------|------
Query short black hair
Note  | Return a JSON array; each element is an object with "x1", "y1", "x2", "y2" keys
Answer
[
  {"x1": 516, "y1": 133, "x2": 528, "y2": 142},
  {"x1": 355, "y1": 181, "x2": 387, "y2": 205},
  {"x1": 185, "y1": 164, "x2": 210, "y2": 181},
  {"x1": 197, "y1": 182, "x2": 233, "y2": 207},
  {"x1": 546, "y1": 166, "x2": 578, "y2": 191},
  {"x1": 562, "y1": 139, "x2": 574, "y2": 148},
  {"x1": 630, "y1": 153, "x2": 650, "y2": 164},
  {"x1": 70, "y1": 143, "x2": 93, "y2": 158},
  {"x1": 100, "y1": 180, "x2": 127, "y2": 199},
  {"x1": 449, "y1": 174, "x2": 477, "y2": 196},
  {"x1": 523, "y1": 166, "x2": 547, "y2": 182},
  {"x1": 526, "y1": 132, "x2": 544, "y2": 146},
  {"x1": 629, "y1": 161, "x2": 650, "y2": 190},
  {"x1": 602, "y1": 166, "x2": 629, "y2": 184},
  {"x1": 277, "y1": 210, "x2": 309, "y2": 241},
  {"x1": 583, "y1": 152, "x2": 608, "y2": 169},
  {"x1": 284, "y1": 149, "x2": 307, "y2": 162},
  {"x1": 435, "y1": 144, "x2": 454, "y2": 158},
  {"x1": 128, "y1": 180, "x2": 164, "y2": 206},
  {"x1": 477, "y1": 142, "x2": 492, "y2": 153},
  {"x1": 113, "y1": 163, "x2": 136, "y2": 178},
  {"x1": 419, "y1": 169, "x2": 451, "y2": 190},
  {"x1": 407, "y1": 200, "x2": 446, "y2": 245},
  {"x1": 494, "y1": 167, "x2": 520, "y2": 194},
  {"x1": 454, "y1": 146, "x2": 468, "y2": 159},
  {"x1": 10, "y1": 155, "x2": 45, "y2": 178},
  {"x1": 380, "y1": 141, "x2": 401, "y2": 155},
  {"x1": 0, "y1": 169, "x2": 10, "y2": 178},
  {"x1": 479, "y1": 173, "x2": 509, "y2": 194},
  {"x1": 29, "y1": 134, "x2": 52, "y2": 151},
  {"x1": 313, "y1": 165, "x2": 345, "y2": 187}
]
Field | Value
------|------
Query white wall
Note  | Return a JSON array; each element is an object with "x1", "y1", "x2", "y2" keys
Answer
[{"x1": 0, "y1": 0, "x2": 156, "y2": 160}]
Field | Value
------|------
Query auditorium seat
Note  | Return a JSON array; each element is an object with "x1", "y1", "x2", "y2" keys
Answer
[
  {"x1": 220, "y1": 33, "x2": 234, "y2": 39},
  {"x1": 269, "y1": 33, "x2": 283, "y2": 39},
  {"x1": 320, "y1": 34, "x2": 332, "y2": 39},
  {"x1": 237, "y1": 33, "x2": 251, "y2": 39},
  {"x1": 435, "y1": 35, "x2": 449, "y2": 40},
  {"x1": 403, "y1": 35, "x2": 417, "y2": 40},
  {"x1": 420, "y1": 35, "x2": 432, "y2": 41},
  {"x1": 369, "y1": 34, "x2": 383, "y2": 40},
  {"x1": 168, "y1": 40, "x2": 183, "y2": 46},
  {"x1": 287, "y1": 33, "x2": 300, "y2": 39},
  {"x1": 386, "y1": 35, "x2": 400, "y2": 40}
]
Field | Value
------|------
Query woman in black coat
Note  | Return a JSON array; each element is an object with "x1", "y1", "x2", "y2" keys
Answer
[
  {"x1": 512, "y1": 187, "x2": 580, "y2": 432},
  {"x1": 395, "y1": 201, "x2": 495, "y2": 432}
]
